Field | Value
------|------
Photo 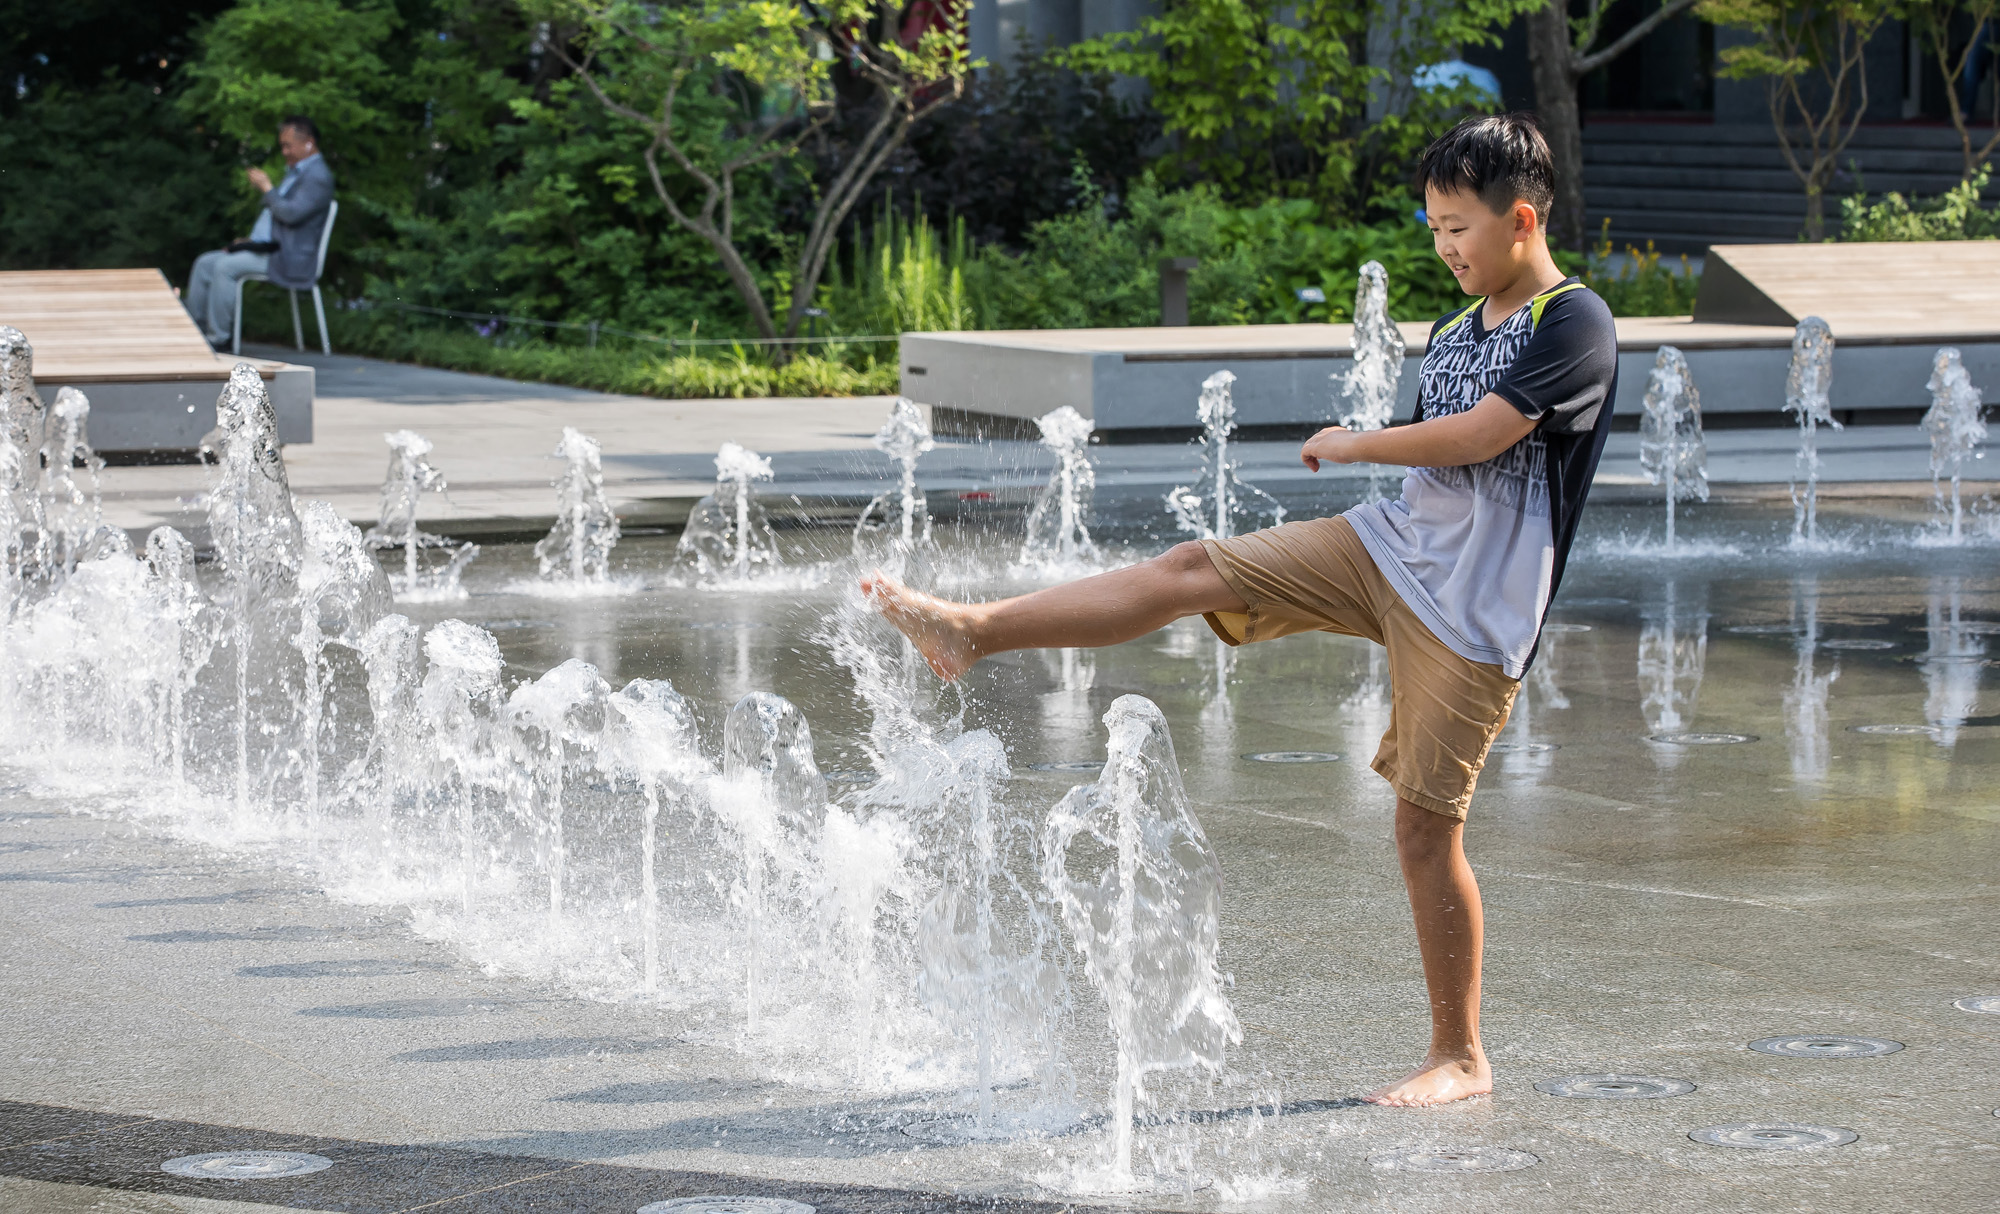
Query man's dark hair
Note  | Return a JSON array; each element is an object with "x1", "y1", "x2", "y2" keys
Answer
[
  {"x1": 1416, "y1": 113, "x2": 1555, "y2": 225},
  {"x1": 280, "y1": 115, "x2": 319, "y2": 143}
]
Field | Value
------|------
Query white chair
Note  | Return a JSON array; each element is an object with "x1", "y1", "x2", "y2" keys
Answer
[{"x1": 233, "y1": 198, "x2": 338, "y2": 357}]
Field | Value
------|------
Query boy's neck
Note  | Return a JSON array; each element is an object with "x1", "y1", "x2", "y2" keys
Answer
[{"x1": 1480, "y1": 243, "x2": 1569, "y2": 326}]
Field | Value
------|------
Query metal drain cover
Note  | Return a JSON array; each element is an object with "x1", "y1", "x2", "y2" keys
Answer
[
  {"x1": 1648, "y1": 732, "x2": 1757, "y2": 745},
  {"x1": 1726, "y1": 624, "x2": 1796, "y2": 635},
  {"x1": 1027, "y1": 761, "x2": 1102, "y2": 772},
  {"x1": 1534, "y1": 1073, "x2": 1694, "y2": 1100},
  {"x1": 1748, "y1": 1034, "x2": 1903, "y2": 1059},
  {"x1": 1851, "y1": 724, "x2": 1940, "y2": 736},
  {"x1": 1489, "y1": 742, "x2": 1558, "y2": 755},
  {"x1": 1368, "y1": 1145, "x2": 1538, "y2": 1174},
  {"x1": 637, "y1": 1200, "x2": 814, "y2": 1214},
  {"x1": 161, "y1": 1152, "x2": 333, "y2": 1180},
  {"x1": 1242, "y1": 751, "x2": 1342, "y2": 763},
  {"x1": 1822, "y1": 638, "x2": 1897, "y2": 651},
  {"x1": 1689, "y1": 1123, "x2": 1857, "y2": 1151},
  {"x1": 1541, "y1": 622, "x2": 1593, "y2": 633},
  {"x1": 1955, "y1": 995, "x2": 2000, "y2": 1014}
]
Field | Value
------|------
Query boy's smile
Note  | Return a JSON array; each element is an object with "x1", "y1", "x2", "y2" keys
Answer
[{"x1": 1425, "y1": 185, "x2": 1548, "y2": 302}]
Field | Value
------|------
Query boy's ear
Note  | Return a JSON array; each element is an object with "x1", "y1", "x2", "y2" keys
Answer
[{"x1": 1514, "y1": 200, "x2": 1541, "y2": 242}]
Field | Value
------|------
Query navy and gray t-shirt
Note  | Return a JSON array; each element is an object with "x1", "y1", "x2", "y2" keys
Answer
[{"x1": 1344, "y1": 278, "x2": 1619, "y2": 678}]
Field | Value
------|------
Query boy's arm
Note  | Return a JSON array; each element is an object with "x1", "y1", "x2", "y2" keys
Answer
[{"x1": 1300, "y1": 394, "x2": 1535, "y2": 472}]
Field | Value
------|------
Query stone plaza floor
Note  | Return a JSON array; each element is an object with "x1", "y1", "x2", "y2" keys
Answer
[{"x1": 0, "y1": 493, "x2": 1995, "y2": 1212}]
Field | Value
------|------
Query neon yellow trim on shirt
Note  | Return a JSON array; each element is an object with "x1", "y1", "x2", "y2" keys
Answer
[{"x1": 1529, "y1": 280, "x2": 1587, "y2": 330}]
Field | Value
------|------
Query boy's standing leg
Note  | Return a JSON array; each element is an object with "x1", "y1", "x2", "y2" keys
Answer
[{"x1": 1373, "y1": 798, "x2": 1489, "y2": 1105}]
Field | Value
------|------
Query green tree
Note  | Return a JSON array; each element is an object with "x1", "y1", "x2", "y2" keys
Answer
[
  {"x1": 178, "y1": 0, "x2": 523, "y2": 287},
  {"x1": 1526, "y1": 0, "x2": 1701, "y2": 250},
  {"x1": 1698, "y1": 0, "x2": 1900, "y2": 240},
  {"x1": 1060, "y1": 0, "x2": 1538, "y2": 219},
  {"x1": 1905, "y1": 0, "x2": 2000, "y2": 179},
  {"x1": 528, "y1": 0, "x2": 979, "y2": 344}
]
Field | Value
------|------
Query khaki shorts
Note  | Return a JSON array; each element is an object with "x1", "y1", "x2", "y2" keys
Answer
[{"x1": 1199, "y1": 516, "x2": 1519, "y2": 820}]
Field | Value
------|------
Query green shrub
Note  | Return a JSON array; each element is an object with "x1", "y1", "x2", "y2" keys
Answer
[
  {"x1": 1582, "y1": 223, "x2": 1701, "y2": 316},
  {"x1": 1838, "y1": 167, "x2": 2000, "y2": 241}
]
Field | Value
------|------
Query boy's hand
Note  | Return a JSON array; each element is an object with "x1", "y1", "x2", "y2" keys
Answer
[{"x1": 1301, "y1": 425, "x2": 1363, "y2": 472}]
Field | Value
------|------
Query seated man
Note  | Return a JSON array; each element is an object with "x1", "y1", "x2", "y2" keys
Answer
[{"x1": 183, "y1": 116, "x2": 335, "y2": 351}]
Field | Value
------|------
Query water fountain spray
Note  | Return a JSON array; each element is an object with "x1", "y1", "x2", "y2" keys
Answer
[
  {"x1": 1020, "y1": 406, "x2": 1098, "y2": 571},
  {"x1": 1638, "y1": 345, "x2": 1708, "y2": 553},
  {"x1": 855, "y1": 399, "x2": 935, "y2": 565},
  {"x1": 1638, "y1": 580, "x2": 1708, "y2": 762},
  {"x1": 1167, "y1": 371, "x2": 1285, "y2": 541},
  {"x1": 1783, "y1": 576, "x2": 1836, "y2": 783},
  {"x1": 418, "y1": 620, "x2": 507, "y2": 910},
  {"x1": 718, "y1": 691, "x2": 827, "y2": 1030},
  {"x1": 365, "y1": 430, "x2": 478, "y2": 599},
  {"x1": 679, "y1": 442, "x2": 780, "y2": 581},
  {"x1": 1043, "y1": 695, "x2": 1240, "y2": 1187},
  {"x1": 205, "y1": 364, "x2": 303, "y2": 825},
  {"x1": 293, "y1": 501, "x2": 391, "y2": 853},
  {"x1": 1784, "y1": 317, "x2": 1839, "y2": 546},
  {"x1": 535, "y1": 427, "x2": 621, "y2": 582},
  {"x1": 1922, "y1": 347, "x2": 1987, "y2": 542},
  {"x1": 0, "y1": 326, "x2": 49, "y2": 594},
  {"x1": 604, "y1": 679, "x2": 710, "y2": 994},
  {"x1": 508, "y1": 659, "x2": 612, "y2": 932},
  {"x1": 143, "y1": 526, "x2": 213, "y2": 793},
  {"x1": 42, "y1": 387, "x2": 103, "y2": 575},
  {"x1": 1336, "y1": 262, "x2": 1407, "y2": 504},
  {"x1": 354, "y1": 613, "x2": 420, "y2": 849}
]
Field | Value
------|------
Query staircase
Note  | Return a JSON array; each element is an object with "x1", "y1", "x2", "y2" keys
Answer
[{"x1": 1582, "y1": 120, "x2": 1999, "y2": 251}]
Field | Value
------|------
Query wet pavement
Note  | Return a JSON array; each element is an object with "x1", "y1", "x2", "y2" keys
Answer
[{"x1": 1, "y1": 498, "x2": 1996, "y2": 1212}]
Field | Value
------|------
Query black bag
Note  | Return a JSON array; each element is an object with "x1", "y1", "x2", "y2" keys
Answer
[{"x1": 225, "y1": 239, "x2": 279, "y2": 255}]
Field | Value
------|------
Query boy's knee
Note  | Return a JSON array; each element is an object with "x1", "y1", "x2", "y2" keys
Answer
[{"x1": 1394, "y1": 798, "x2": 1460, "y2": 863}]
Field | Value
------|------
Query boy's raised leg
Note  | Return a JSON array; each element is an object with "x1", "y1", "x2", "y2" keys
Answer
[
  {"x1": 861, "y1": 541, "x2": 1246, "y2": 679},
  {"x1": 1367, "y1": 797, "x2": 1492, "y2": 1106}
]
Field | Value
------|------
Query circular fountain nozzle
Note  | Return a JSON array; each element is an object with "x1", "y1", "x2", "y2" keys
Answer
[
  {"x1": 1534, "y1": 1073, "x2": 1694, "y2": 1099},
  {"x1": 1648, "y1": 731, "x2": 1757, "y2": 745},
  {"x1": 1241, "y1": 751, "x2": 1342, "y2": 763},
  {"x1": 1689, "y1": 1123, "x2": 1857, "y2": 1151},
  {"x1": 161, "y1": 1151, "x2": 332, "y2": 1179},
  {"x1": 1851, "y1": 723, "x2": 1940, "y2": 736},
  {"x1": 1954, "y1": 995, "x2": 2000, "y2": 1014},
  {"x1": 1368, "y1": 1145, "x2": 1538, "y2": 1174},
  {"x1": 1748, "y1": 1034, "x2": 1902, "y2": 1058}
]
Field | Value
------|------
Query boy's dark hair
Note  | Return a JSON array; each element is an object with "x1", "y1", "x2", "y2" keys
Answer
[
  {"x1": 280, "y1": 115, "x2": 319, "y2": 143},
  {"x1": 1416, "y1": 114, "x2": 1555, "y2": 227}
]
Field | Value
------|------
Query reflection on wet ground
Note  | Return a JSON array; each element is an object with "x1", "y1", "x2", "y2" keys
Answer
[{"x1": 0, "y1": 498, "x2": 1994, "y2": 1211}]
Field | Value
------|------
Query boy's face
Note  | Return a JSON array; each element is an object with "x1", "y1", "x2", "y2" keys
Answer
[{"x1": 1424, "y1": 186, "x2": 1542, "y2": 297}]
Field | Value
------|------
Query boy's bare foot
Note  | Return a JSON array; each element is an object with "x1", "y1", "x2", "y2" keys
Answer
[
  {"x1": 1365, "y1": 1054, "x2": 1492, "y2": 1107},
  {"x1": 859, "y1": 570, "x2": 981, "y2": 680}
]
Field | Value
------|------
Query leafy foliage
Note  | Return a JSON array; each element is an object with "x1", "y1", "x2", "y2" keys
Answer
[
  {"x1": 1581, "y1": 223, "x2": 1701, "y2": 315},
  {"x1": 1839, "y1": 167, "x2": 2000, "y2": 241},
  {"x1": 1061, "y1": 0, "x2": 1540, "y2": 217}
]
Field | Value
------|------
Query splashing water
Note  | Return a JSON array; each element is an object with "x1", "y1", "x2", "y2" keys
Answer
[
  {"x1": 1783, "y1": 577, "x2": 1836, "y2": 784},
  {"x1": 1922, "y1": 347, "x2": 1988, "y2": 543},
  {"x1": 1337, "y1": 263, "x2": 1407, "y2": 504},
  {"x1": 1019, "y1": 406, "x2": 1099, "y2": 572},
  {"x1": 1167, "y1": 372, "x2": 1285, "y2": 541},
  {"x1": 365, "y1": 430, "x2": 478, "y2": 600},
  {"x1": 1043, "y1": 695, "x2": 1240, "y2": 1189},
  {"x1": 508, "y1": 659, "x2": 611, "y2": 933},
  {"x1": 1638, "y1": 345, "x2": 1709, "y2": 553},
  {"x1": 42, "y1": 387, "x2": 104, "y2": 575},
  {"x1": 1784, "y1": 317, "x2": 1839, "y2": 546},
  {"x1": 143, "y1": 526, "x2": 214, "y2": 794},
  {"x1": 603, "y1": 679, "x2": 711, "y2": 994},
  {"x1": 205, "y1": 364, "x2": 303, "y2": 825},
  {"x1": 416, "y1": 619, "x2": 507, "y2": 910},
  {"x1": 535, "y1": 427, "x2": 620, "y2": 582},
  {"x1": 0, "y1": 325, "x2": 49, "y2": 595},
  {"x1": 679, "y1": 442, "x2": 780, "y2": 582},
  {"x1": 1338, "y1": 261, "x2": 1406, "y2": 433},
  {"x1": 294, "y1": 500, "x2": 391, "y2": 854},
  {"x1": 855, "y1": 399, "x2": 935, "y2": 568}
]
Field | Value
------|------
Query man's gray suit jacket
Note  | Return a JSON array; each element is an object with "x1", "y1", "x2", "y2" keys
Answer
[{"x1": 262, "y1": 156, "x2": 335, "y2": 291}]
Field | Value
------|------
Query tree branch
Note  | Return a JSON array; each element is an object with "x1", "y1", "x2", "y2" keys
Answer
[{"x1": 1574, "y1": 0, "x2": 1699, "y2": 76}]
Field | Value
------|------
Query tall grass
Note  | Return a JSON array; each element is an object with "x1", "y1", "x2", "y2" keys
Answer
[{"x1": 823, "y1": 206, "x2": 974, "y2": 335}]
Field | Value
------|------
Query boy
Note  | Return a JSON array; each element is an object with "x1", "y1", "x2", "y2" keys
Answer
[{"x1": 862, "y1": 114, "x2": 1619, "y2": 1107}]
